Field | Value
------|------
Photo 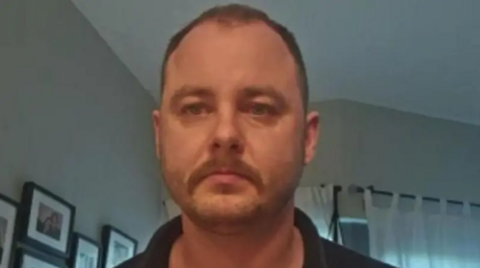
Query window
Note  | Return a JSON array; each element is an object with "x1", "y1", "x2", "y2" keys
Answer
[{"x1": 339, "y1": 218, "x2": 370, "y2": 257}]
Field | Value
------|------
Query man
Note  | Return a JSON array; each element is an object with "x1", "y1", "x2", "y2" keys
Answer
[{"x1": 120, "y1": 4, "x2": 394, "y2": 268}]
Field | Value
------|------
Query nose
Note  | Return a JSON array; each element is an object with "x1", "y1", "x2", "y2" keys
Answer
[{"x1": 210, "y1": 111, "x2": 244, "y2": 155}]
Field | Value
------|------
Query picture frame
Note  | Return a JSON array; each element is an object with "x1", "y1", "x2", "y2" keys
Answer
[
  {"x1": 13, "y1": 248, "x2": 66, "y2": 268},
  {"x1": 17, "y1": 182, "x2": 76, "y2": 258},
  {"x1": 101, "y1": 225, "x2": 137, "y2": 268},
  {"x1": 0, "y1": 193, "x2": 18, "y2": 268},
  {"x1": 70, "y1": 233, "x2": 101, "y2": 268}
]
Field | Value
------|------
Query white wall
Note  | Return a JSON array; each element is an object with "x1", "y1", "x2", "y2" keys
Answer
[
  {"x1": 302, "y1": 99, "x2": 480, "y2": 217},
  {"x1": 0, "y1": 0, "x2": 163, "y2": 250}
]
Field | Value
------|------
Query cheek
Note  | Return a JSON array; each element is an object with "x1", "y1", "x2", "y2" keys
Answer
[
  {"x1": 247, "y1": 123, "x2": 303, "y2": 181},
  {"x1": 160, "y1": 124, "x2": 208, "y2": 181}
]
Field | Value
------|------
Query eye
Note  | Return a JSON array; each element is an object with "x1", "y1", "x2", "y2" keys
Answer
[
  {"x1": 249, "y1": 103, "x2": 275, "y2": 116},
  {"x1": 181, "y1": 103, "x2": 209, "y2": 115}
]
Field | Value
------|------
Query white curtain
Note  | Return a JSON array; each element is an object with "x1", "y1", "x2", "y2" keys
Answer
[
  {"x1": 162, "y1": 184, "x2": 335, "y2": 239},
  {"x1": 294, "y1": 184, "x2": 335, "y2": 240},
  {"x1": 365, "y1": 189, "x2": 480, "y2": 268}
]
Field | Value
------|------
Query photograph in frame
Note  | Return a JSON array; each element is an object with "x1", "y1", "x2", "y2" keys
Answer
[
  {"x1": 0, "y1": 193, "x2": 18, "y2": 268},
  {"x1": 17, "y1": 182, "x2": 76, "y2": 258},
  {"x1": 101, "y1": 225, "x2": 137, "y2": 268},
  {"x1": 70, "y1": 233, "x2": 101, "y2": 268},
  {"x1": 13, "y1": 248, "x2": 66, "y2": 268}
]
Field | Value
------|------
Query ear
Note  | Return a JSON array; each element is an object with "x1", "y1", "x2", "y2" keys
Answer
[
  {"x1": 152, "y1": 109, "x2": 162, "y2": 159},
  {"x1": 304, "y1": 111, "x2": 320, "y2": 165}
]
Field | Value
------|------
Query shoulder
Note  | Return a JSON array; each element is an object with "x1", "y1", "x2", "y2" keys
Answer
[
  {"x1": 320, "y1": 238, "x2": 396, "y2": 268},
  {"x1": 114, "y1": 254, "x2": 144, "y2": 268}
]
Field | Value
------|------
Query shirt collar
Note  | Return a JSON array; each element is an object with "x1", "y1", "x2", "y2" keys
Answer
[{"x1": 138, "y1": 208, "x2": 326, "y2": 268}]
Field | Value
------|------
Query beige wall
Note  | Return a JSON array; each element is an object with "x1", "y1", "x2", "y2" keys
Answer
[{"x1": 0, "y1": 0, "x2": 163, "y2": 250}]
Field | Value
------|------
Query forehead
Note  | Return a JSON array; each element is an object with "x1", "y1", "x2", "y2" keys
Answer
[{"x1": 163, "y1": 21, "x2": 299, "y2": 99}]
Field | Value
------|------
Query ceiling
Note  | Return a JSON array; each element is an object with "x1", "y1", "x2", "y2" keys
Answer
[{"x1": 71, "y1": 0, "x2": 480, "y2": 125}]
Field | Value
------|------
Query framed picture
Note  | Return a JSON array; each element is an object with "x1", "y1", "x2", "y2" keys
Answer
[
  {"x1": 13, "y1": 248, "x2": 66, "y2": 268},
  {"x1": 0, "y1": 193, "x2": 18, "y2": 268},
  {"x1": 101, "y1": 226, "x2": 137, "y2": 268},
  {"x1": 17, "y1": 182, "x2": 76, "y2": 258},
  {"x1": 70, "y1": 233, "x2": 101, "y2": 268}
]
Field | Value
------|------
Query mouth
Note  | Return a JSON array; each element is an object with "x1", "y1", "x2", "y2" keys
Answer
[{"x1": 204, "y1": 169, "x2": 248, "y2": 184}]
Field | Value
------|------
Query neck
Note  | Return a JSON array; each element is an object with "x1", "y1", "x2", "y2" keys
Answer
[{"x1": 169, "y1": 204, "x2": 304, "y2": 268}]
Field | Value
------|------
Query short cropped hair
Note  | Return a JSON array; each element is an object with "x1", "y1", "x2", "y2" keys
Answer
[{"x1": 160, "y1": 4, "x2": 309, "y2": 108}]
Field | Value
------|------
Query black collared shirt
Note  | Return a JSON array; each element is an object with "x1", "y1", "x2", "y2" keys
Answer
[{"x1": 118, "y1": 208, "x2": 395, "y2": 268}]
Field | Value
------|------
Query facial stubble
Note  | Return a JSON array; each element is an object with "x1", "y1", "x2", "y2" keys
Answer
[{"x1": 158, "y1": 119, "x2": 307, "y2": 233}]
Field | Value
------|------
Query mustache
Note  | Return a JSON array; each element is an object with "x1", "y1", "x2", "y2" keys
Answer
[{"x1": 187, "y1": 156, "x2": 263, "y2": 194}]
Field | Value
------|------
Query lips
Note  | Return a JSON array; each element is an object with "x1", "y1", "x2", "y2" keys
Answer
[{"x1": 205, "y1": 170, "x2": 247, "y2": 184}]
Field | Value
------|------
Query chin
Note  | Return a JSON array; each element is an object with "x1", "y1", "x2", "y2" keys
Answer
[{"x1": 190, "y1": 193, "x2": 262, "y2": 226}]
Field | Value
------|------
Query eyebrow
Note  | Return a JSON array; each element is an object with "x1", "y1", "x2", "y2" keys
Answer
[{"x1": 169, "y1": 86, "x2": 215, "y2": 106}]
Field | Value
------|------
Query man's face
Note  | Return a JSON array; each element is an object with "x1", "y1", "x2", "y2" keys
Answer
[{"x1": 153, "y1": 22, "x2": 319, "y2": 229}]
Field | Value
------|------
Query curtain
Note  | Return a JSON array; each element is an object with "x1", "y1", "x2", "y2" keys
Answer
[
  {"x1": 365, "y1": 189, "x2": 480, "y2": 268},
  {"x1": 294, "y1": 184, "x2": 335, "y2": 240},
  {"x1": 162, "y1": 184, "x2": 335, "y2": 239}
]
